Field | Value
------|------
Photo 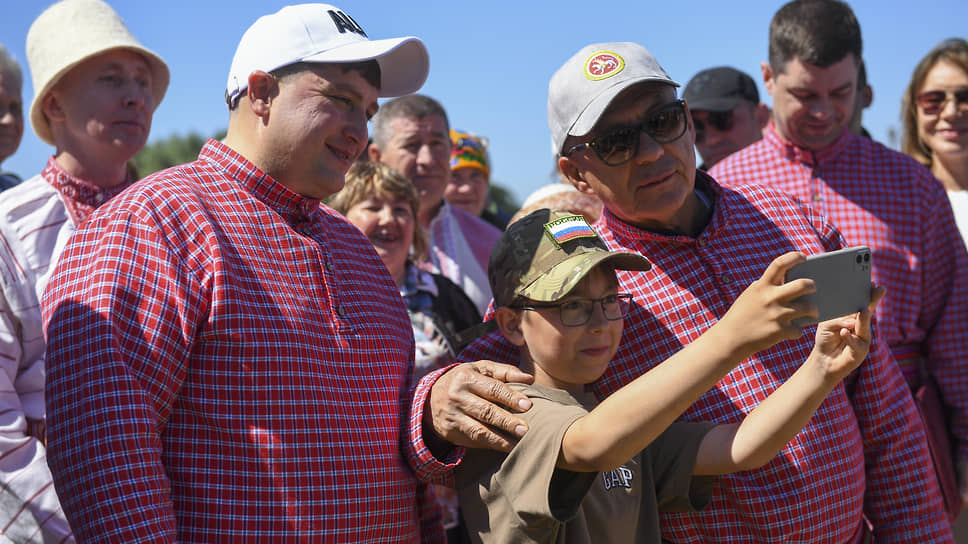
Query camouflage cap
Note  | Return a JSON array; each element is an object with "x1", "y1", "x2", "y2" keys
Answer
[{"x1": 489, "y1": 208, "x2": 651, "y2": 307}]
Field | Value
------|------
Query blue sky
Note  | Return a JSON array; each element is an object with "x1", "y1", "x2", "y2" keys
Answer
[{"x1": 2, "y1": 0, "x2": 966, "y2": 205}]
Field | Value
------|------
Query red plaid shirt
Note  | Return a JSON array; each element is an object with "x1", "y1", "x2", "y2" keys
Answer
[
  {"x1": 712, "y1": 124, "x2": 968, "y2": 460},
  {"x1": 457, "y1": 173, "x2": 952, "y2": 543},
  {"x1": 41, "y1": 141, "x2": 443, "y2": 543}
]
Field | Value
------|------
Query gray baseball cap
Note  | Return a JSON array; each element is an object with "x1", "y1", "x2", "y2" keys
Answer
[
  {"x1": 548, "y1": 42, "x2": 678, "y2": 155},
  {"x1": 682, "y1": 66, "x2": 759, "y2": 112}
]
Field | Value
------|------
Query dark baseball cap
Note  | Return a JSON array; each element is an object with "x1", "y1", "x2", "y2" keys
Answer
[
  {"x1": 488, "y1": 209, "x2": 651, "y2": 308},
  {"x1": 682, "y1": 66, "x2": 759, "y2": 112}
]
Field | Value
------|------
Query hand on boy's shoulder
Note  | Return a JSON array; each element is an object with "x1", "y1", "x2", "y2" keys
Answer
[{"x1": 426, "y1": 360, "x2": 534, "y2": 453}]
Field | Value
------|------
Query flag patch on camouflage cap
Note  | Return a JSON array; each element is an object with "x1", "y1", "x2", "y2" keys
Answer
[{"x1": 544, "y1": 214, "x2": 598, "y2": 246}]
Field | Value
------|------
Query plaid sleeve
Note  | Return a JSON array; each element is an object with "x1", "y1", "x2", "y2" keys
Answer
[
  {"x1": 42, "y1": 199, "x2": 202, "y2": 542},
  {"x1": 916, "y1": 174, "x2": 968, "y2": 461},
  {"x1": 851, "y1": 338, "x2": 954, "y2": 542},
  {"x1": 405, "y1": 364, "x2": 465, "y2": 487}
]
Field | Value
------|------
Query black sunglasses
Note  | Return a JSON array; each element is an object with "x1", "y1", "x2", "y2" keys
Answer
[
  {"x1": 916, "y1": 88, "x2": 968, "y2": 116},
  {"x1": 693, "y1": 110, "x2": 735, "y2": 144},
  {"x1": 564, "y1": 100, "x2": 688, "y2": 166}
]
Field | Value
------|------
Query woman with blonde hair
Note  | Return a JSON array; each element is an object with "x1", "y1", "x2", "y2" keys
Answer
[
  {"x1": 902, "y1": 37, "x2": 968, "y2": 243},
  {"x1": 330, "y1": 161, "x2": 481, "y2": 380}
]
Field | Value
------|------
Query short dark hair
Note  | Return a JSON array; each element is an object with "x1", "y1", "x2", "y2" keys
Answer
[
  {"x1": 370, "y1": 94, "x2": 449, "y2": 148},
  {"x1": 227, "y1": 60, "x2": 381, "y2": 111},
  {"x1": 768, "y1": 0, "x2": 862, "y2": 73},
  {"x1": 272, "y1": 60, "x2": 380, "y2": 88}
]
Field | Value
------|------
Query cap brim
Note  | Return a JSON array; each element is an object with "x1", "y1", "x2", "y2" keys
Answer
[
  {"x1": 684, "y1": 96, "x2": 743, "y2": 112},
  {"x1": 303, "y1": 36, "x2": 429, "y2": 98},
  {"x1": 520, "y1": 250, "x2": 651, "y2": 303},
  {"x1": 569, "y1": 77, "x2": 677, "y2": 138}
]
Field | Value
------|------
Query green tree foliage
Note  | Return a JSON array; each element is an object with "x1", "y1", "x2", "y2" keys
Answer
[
  {"x1": 133, "y1": 133, "x2": 522, "y2": 222},
  {"x1": 132, "y1": 129, "x2": 227, "y2": 179},
  {"x1": 489, "y1": 181, "x2": 519, "y2": 217}
]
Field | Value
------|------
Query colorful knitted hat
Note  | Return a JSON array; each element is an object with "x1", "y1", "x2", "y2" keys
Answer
[{"x1": 450, "y1": 129, "x2": 490, "y2": 179}]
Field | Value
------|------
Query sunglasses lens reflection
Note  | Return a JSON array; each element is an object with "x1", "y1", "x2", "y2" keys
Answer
[
  {"x1": 917, "y1": 88, "x2": 968, "y2": 115},
  {"x1": 593, "y1": 101, "x2": 687, "y2": 165},
  {"x1": 694, "y1": 110, "x2": 733, "y2": 143}
]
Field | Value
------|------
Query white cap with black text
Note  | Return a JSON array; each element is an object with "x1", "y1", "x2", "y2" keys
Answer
[{"x1": 225, "y1": 3, "x2": 429, "y2": 107}]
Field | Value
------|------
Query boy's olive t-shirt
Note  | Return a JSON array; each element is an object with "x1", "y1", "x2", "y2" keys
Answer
[{"x1": 456, "y1": 382, "x2": 717, "y2": 543}]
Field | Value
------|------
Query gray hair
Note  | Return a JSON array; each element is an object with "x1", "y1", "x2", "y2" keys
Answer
[
  {"x1": 370, "y1": 94, "x2": 448, "y2": 148},
  {"x1": 0, "y1": 45, "x2": 22, "y2": 89}
]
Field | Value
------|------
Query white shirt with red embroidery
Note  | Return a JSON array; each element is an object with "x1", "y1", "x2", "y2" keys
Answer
[
  {"x1": 426, "y1": 203, "x2": 500, "y2": 315},
  {"x1": 0, "y1": 158, "x2": 127, "y2": 543}
]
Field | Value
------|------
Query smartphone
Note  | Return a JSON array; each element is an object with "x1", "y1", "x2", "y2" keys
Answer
[{"x1": 785, "y1": 246, "x2": 872, "y2": 328}]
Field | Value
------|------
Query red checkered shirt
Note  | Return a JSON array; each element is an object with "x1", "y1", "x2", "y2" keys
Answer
[
  {"x1": 41, "y1": 140, "x2": 444, "y2": 543},
  {"x1": 457, "y1": 172, "x2": 952, "y2": 543},
  {"x1": 712, "y1": 124, "x2": 968, "y2": 460}
]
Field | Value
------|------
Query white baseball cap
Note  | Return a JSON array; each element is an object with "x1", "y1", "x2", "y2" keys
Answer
[
  {"x1": 548, "y1": 42, "x2": 678, "y2": 155},
  {"x1": 225, "y1": 4, "x2": 429, "y2": 107}
]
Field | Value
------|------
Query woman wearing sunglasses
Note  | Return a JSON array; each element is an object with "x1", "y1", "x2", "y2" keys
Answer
[{"x1": 902, "y1": 38, "x2": 968, "y2": 245}]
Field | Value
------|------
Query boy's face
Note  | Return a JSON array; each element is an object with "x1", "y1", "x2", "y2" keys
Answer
[{"x1": 510, "y1": 265, "x2": 624, "y2": 394}]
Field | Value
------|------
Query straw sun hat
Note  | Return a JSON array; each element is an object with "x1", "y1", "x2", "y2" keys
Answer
[{"x1": 26, "y1": 0, "x2": 170, "y2": 145}]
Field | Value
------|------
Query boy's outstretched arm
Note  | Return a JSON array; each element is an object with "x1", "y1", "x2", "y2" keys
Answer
[
  {"x1": 693, "y1": 286, "x2": 885, "y2": 475},
  {"x1": 558, "y1": 252, "x2": 816, "y2": 472}
]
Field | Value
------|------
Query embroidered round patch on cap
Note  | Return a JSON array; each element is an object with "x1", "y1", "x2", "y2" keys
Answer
[{"x1": 583, "y1": 51, "x2": 625, "y2": 81}]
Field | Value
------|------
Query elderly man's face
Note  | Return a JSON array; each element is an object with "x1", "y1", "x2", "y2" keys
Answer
[
  {"x1": 370, "y1": 114, "x2": 450, "y2": 224},
  {"x1": 47, "y1": 49, "x2": 154, "y2": 164},
  {"x1": 0, "y1": 69, "x2": 23, "y2": 165},
  {"x1": 559, "y1": 83, "x2": 700, "y2": 233}
]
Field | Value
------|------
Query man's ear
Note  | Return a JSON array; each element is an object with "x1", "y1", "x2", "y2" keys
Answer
[
  {"x1": 860, "y1": 84, "x2": 873, "y2": 109},
  {"x1": 246, "y1": 70, "x2": 277, "y2": 119},
  {"x1": 558, "y1": 155, "x2": 594, "y2": 195},
  {"x1": 495, "y1": 307, "x2": 526, "y2": 347},
  {"x1": 368, "y1": 142, "x2": 382, "y2": 162},
  {"x1": 761, "y1": 61, "x2": 776, "y2": 96},
  {"x1": 41, "y1": 92, "x2": 64, "y2": 123},
  {"x1": 754, "y1": 102, "x2": 771, "y2": 129}
]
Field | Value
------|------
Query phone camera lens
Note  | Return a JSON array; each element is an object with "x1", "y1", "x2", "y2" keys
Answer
[
  {"x1": 856, "y1": 255, "x2": 862, "y2": 264},
  {"x1": 864, "y1": 253, "x2": 870, "y2": 262}
]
